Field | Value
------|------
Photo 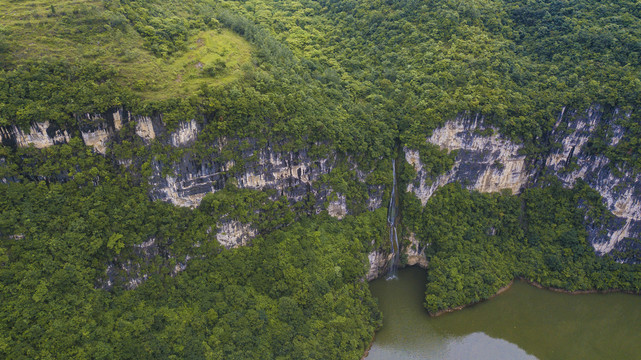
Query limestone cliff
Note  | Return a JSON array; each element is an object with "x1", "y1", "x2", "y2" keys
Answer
[
  {"x1": 366, "y1": 250, "x2": 391, "y2": 281},
  {"x1": 150, "y1": 143, "x2": 340, "y2": 210},
  {"x1": 9, "y1": 105, "x2": 638, "y2": 270},
  {"x1": 365, "y1": 232, "x2": 428, "y2": 281},
  {"x1": 0, "y1": 109, "x2": 386, "y2": 253},
  {"x1": 405, "y1": 232, "x2": 428, "y2": 268},
  {"x1": 215, "y1": 220, "x2": 257, "y2": 249},
  {"x1": 545, "y1": 107, "x2": 641, "y2": 255},
  {"x1": 0, "y1": 121, "x2": 70, "y2": 149},
  {"x1": 170, "y1": 119, "x2": 200, "y2": 147},
  {"x1": 406, "y1": 114, "x2": 532, "y2": 206},
  {"x1": 406, "y1": 107, "x2": 641, "y2": 257},
  {"x1": 0, "y1": 109, "x2": 166, "y2": 154},
  {"x1": 150, "y1": 143, "x2": 386, "y2": 246}
]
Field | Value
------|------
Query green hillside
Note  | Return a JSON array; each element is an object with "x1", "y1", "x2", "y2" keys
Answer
[{"x1": 2, "y1": 0, "x2": 641, "y2": 358}]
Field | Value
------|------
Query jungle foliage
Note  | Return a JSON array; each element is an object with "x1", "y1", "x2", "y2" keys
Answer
[
  {"x1": 0, "y1": 142, "x2": 384, "y2": 359},
  {"x1": 2, "y1": 0, "x2": 641, "y2": 358},
  {"x1": 3, "y1": 0, "x2": 640, "y2": 166},
  {"x1": 408, "y1": 181, "x2": 641, "y2": 314},
  {"x1": 217, "y1": 0, "x2": 641, "y2": 168}
]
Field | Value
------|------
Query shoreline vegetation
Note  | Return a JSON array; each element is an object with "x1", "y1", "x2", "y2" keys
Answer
[
  {"x1": 428, "y1": 280, "x2": 515, "y2": 317},
  {"x1": 520, "y1": 278, "x2": 641, "y2": 296},
  {"x1": 368, "y1": 267, "x2": 641, "y2": 317},
  {"x1": 360, "y1": 335, "x2": 375, "y2": 360},
  {"x1": 405, "y1": 182, "x2": 641, "y2": 318},
  {"x1": 428, "y1": 276, "x2": 641, "y2": 318}
]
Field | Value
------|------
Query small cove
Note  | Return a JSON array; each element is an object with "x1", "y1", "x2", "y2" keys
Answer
[{"x1": 367, "y1": 266, "x2": 641, "y2": 360}]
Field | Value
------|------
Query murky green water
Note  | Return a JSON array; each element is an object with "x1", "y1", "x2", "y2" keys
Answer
[{"x1": 367, "y1": 267, "x2": 641, "y2": 360}]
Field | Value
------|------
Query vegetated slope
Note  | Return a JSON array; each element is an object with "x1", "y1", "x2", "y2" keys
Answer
[
  {"x1": 0, "y1": 156, "x2": 383, "y2": 358},
  {"x1": 215, "y1": 0, "x2": 641, "y2": 315},
  {"x1": 3, "y1": 0, "x2": 641, "y2": 161},
  {"x1": 0, "y1": 0, "x2": 396, "y2": 161},
  {"x1": 1, "y1": 0, "x2": 250, "y2": 100},
  {"x1": 2, "y1": 0, "x2": 641, "y2": 359},
  {"x1": 218, "y1": 0, "x2": 641, "y2": 169},
  {"x1": 402, "y1": 180, "x2": 641, "y2": 314},
  {"x1": 1, "y1": 1, "x2": 390, "y2": 358}
]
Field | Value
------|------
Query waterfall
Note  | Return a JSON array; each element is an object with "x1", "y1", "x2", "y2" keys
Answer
[{"x1": 387, "y1": 159, "x2": 399, "y2": 280}]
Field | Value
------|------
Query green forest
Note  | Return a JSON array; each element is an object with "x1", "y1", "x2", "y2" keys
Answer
[
  {"x1": 1, "y1": 0, "x2": 641, "y2": 358},
  {"x1": 403, "y1": 180, "x2": 641, "y2": 314}
]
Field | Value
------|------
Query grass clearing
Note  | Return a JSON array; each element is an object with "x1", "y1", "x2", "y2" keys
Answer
[
  {"x1": 1, "y1": 0, "x2": 253, "y2": 101},
  {"x1": 125, "y1": 29, "x2": 253, "y2": 101}
]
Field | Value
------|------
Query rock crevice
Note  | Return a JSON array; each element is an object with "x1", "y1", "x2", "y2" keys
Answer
[{"x1": 406, "y1": 107, "x2": 641, "y2": 257}]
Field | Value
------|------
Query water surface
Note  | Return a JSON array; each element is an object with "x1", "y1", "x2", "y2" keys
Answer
[{"x1": 367, "y1": 267, "x2": 641, "y2": 360}]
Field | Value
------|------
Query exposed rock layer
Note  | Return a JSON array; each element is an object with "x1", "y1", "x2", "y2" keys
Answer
[
  {"x1": 406, "y1": 114, "x2": 532, "y2": 206},
  {"x1": 0, "y1": 121, "x2": 71, "y2": 149},
  {"x1": 5, "y1": 106, "x2": 639, "y2": 263},
  {"x1": 405, "y1": 233, "x2": 428, "y2": 268},
  {"x1": 216, "y1": 220, "x2": 257, "y2": 249},
  {"x1": 406, "y1": 107, "x2": 641, "y2": 256},
  {"x1": 366, "y1": 250, "x2": 392, "y2": 281},
  {"x1": 0, "y1": 109, "x2": 186, "y2": 154},
  {"x1": 0, "y1": 110, "x2": 386, "y2": 254}
]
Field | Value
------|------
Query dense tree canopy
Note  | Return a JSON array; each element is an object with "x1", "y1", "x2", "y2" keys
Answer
[
  {"x1": 0, "y1": 142, "x2": 384, "y2": 359},
  {"x1": 1, "y1": 0, "x2": 641, "y2": 358},
  {"x1": 405, "y1": 181, "x2": 641, "y2": 314}
]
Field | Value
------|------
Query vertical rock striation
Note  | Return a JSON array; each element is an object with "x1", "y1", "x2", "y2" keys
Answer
[
  {"x1": 150, "y1": 147, "x2": 338, "y2": 208},
  {"x1": 170, "y1": 120, "x2": 200, "y2": 147},
  {"x1": 150, "y1": 141, "x2": 385, "y2": 247},
  {"x1": 0, "y1": 121, "x2": 70, "y2": 149},
  {"x1": 327, "y1": 193, "x2": 348, "y2": 219},
  {"x1": 406, "y1": 114, "x2": 532, "y2": 206},
  {"x1": 405, "y1": 232, "x2": 428, "y2": 268},
  {"x1": 406, "y1": 107, "x2": 641, "y2": 257},
  {"x1": 366, "y1": 250, "x2": 392, "y2": 281},
  {"x1": 0, "y1": 109, "x2": 186, "y2": 154},
  {"x1": 545, "y1": 106, "x2": 641, "y2": 255},
  {"x1": 12, "y1": 106, "x2": 641, "y2": 261}
]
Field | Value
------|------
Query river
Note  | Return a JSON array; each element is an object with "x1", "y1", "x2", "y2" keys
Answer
[{"x1": 366, "y1": 267, "x2": 641, "y2": 360}]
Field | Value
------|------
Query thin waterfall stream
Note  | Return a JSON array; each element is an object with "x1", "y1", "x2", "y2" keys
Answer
[{"x1": 387, "y1": 159, "x2": 399, "y2": 279}]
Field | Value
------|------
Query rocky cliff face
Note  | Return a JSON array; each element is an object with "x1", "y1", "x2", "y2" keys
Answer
[
  {"x1": 151, "y1": 140, "x2": 388, "y2": 246},
  {"x1": 0, "y1": 121, "x2": 71, "y2": 149},
  {"x1": 545, "y1": 107, "x2": 641, "y2": 255},
  {"x1": 406, "y1": 114, "x2": 533, "y2": 206},
  {"x1": 0, "y1": 109, "x2": 166, "y2": 154},
  {"x1": 365, "y1": 233, "x2": 428, "y2": 281},
  {"x1": 215, "y1": 220, "x2": 257, "y2": 249},
  {"x1": 16, "y1": 106, "x2": 638, "y2": 272},
  {"x1": 170, "y1": 119, "x2": 200, "y2": 147},
  {"x1": 99, "y1": 237, "x2": 193, "y2": 290},
  {"x1": 405, "y1": 232, "x2": 428, "y2": 268},
  {"x1": 0, "y1": 109, "x2": 386, "y2": 252},
  {"x1": 366, "y1": 249, "x2": 392, "y2": 281},
  {"x1": 406, "y1": 107, "x2": 641, "y2": 257},
  {"x1": 150, "y1": 143, "x2": 342, "y2": 210},
  {"x1": 327, "y1": 193, "x2": 348, "y2": 219}
]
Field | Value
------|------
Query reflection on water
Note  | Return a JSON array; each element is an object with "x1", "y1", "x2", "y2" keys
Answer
[
  {"x1": 367, "y1": 267, "x2": 641, "y2": 360},
  {"x1": 370, "y1": 331, "x2": 536, "y2": 360}
]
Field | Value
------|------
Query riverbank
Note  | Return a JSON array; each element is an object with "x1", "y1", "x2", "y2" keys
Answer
[
  {"x1": 360, "y1": 334, "x2": 375, "y2": 360},
  {"x1": 520, "y1": 277, "x2": 641, "y2": 296},
  {"x1": 428, "y1": 277, "x2": 641, "y2": 317},
  {"x1": 362, "y1": 267, "x2": 641, "y2": 358},
  {"x1": 428, "y1": 280, "x2": 515, "y2": 317}
]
